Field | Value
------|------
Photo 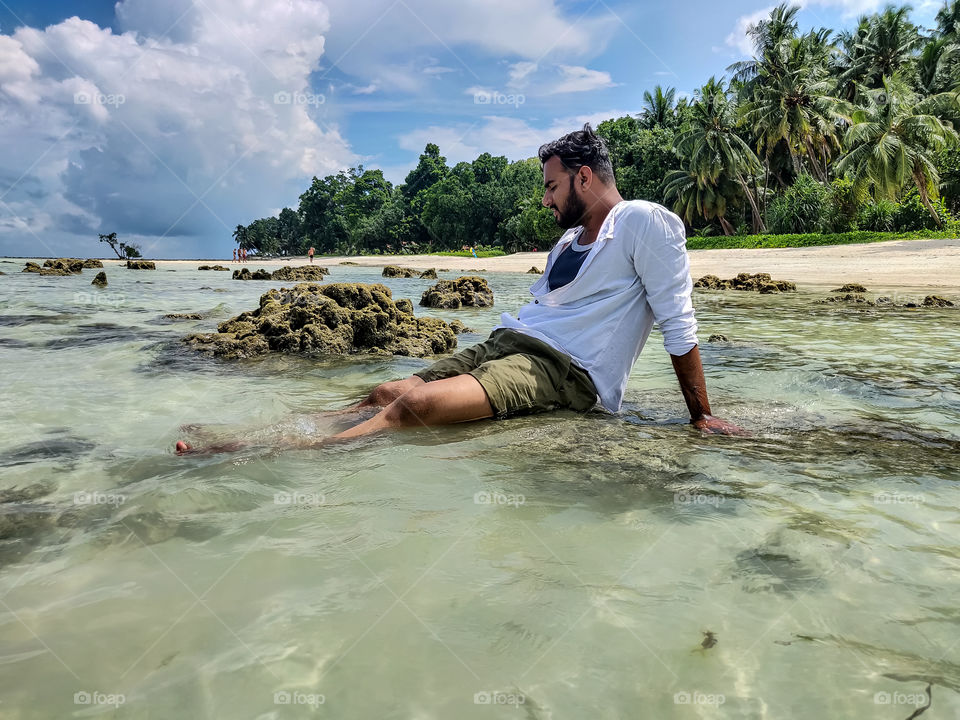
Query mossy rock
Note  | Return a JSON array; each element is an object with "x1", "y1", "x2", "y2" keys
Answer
[
  {"x1": 271, "y1": 265, "x2": 329, "y2": 281},
  {"x1": 164, "y1": 313, "x2": 204, "y2": 320},
  {"x1": 24, "y1": 258, "x2": 86, "y2": 275},
  {"x1": 923, "y1": 295, "x2": 954, "y2": 307},
  {"x1": 448, "y1": 319, "x2": 473, "y2": 334},
  {"x1": 339, "y1": 261, "x2": 360, "y2": 266},
  {"x1": 816, "y1": 293, "x2": 873, "y2": 305},
  {"x1": 707, "y1": 334, "x2": 728, "y2": 342},
  {"x1": 91, "y1": 271, "x2": 108, "y2": 288},
  {"x1": 82, "y1": 259, "x2": 103, "y2": 268},
  {"x1": 527, "y1": 266, "x2": 541, "y2": 274},
  {"x1": 832, "y1": 283, "x2": 867, "y2": 293},
  {"x1": 419, "y1": 268, "x2": 438, "y2": 279},
  {"x1": 198, "y1": 265, "x2": 230, "y2": 271},
  {"x1": 232, "y1": 268, "x2": 272, "y2": 280},
  {"x1": 184, "y1": 282, "x2": 458, "y2": 360},
  {"x1": 695, "y1": 273, "x2": 795, "y2": 292},
  {"x1": 420, "y1": 276, "x2": 494, "y2": 309},
  {"x1": 126, "y1": 260, "x2": 156, "y2": 270},
  {"x1": 395, "y1": 298, "x2": 414, "y2": 315},
  {"x1": 382, "y1": 265, "x2": 417, "y2": 278}
]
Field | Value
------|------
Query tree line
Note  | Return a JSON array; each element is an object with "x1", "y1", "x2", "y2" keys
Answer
[{"x1": 235, "y1": 1, "x2": 960, "y2": 254}]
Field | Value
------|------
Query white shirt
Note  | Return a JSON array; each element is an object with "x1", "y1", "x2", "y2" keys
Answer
[{"x1": 495, "y1": 199, "x2": 698, "y2": 412}]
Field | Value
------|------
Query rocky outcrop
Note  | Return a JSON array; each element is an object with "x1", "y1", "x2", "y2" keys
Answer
[
  {"x1": 707, "y1": 334, "x2": 728, "y2": 342},
  {"x1": 271, "y1": 265, "x2": 329, "y2": 281},
  {"x1": 24, "y1": 258, "x2": 91, "y2": 275},
  {"x1": 419, "y1": 268, "x2": 438, "y2": 279},
  {"x1": 527, "y1": 266, "x2": 542, "y2": 274},
  {"x1": 91, "y1": 272, "x2": 108, "y2": 288},
  {"x1": 816, "y1": 293, "x2": 955, "y2": 308},
  {"x1": 382, "y1": 265, "x2": 418, "y2": 278},
  {"x1": 449, "y1": 319, "x2": 473, "y2": 334},
  {"x1": 164, "y1": 313, "x2": 204, "y2": 320},
  {"x1": 184, "y1": 282, "x2": 458, "y2": 359},
  {"x1": 694, "y1": 273, "x2": 796, "y2": 293},
  {"x1": 126, "y1": 260, "x2": 156, "y2": 270},
  {"x1": 923, "y1": 295, "x2": 954, "y2": 307},
  {"x1": 339, "y1": 261, "x2": 360, "y2": 266},
  {"x1": 198, "y1": 265, "x2": 230, "y2": 271},
  {"x1": 232, "y1": 266, "x2": 328, "y2": 281},
  {"x1": 395, "y1": 298, "x2": 414, "y2": 315},
  {"x1": 232, "y1": 268, "x2": 272, "y2": 280},
  {"x1": 832, "y1": 283, "x2": 867, "y2": 293},
  {"x1": 420, "y1": 276, "x2": 494, "y2": 309}
]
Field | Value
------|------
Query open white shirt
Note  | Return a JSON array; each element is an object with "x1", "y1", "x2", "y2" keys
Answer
[{"x1": 495, "y1": 199, "x2": 698, "y2": 412}]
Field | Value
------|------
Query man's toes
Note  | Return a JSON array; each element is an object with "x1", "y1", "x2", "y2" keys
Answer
[{"x1": 175, "y1": 441, "x2": 192, "y2": 454}]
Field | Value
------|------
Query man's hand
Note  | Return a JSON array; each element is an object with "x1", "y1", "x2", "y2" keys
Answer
[
  {"x1": 670, "y1": 346, "x2": 747, "y2": 437},
  {"x1": 692, "y1": 414, "x2": 748, "y2": 436}
]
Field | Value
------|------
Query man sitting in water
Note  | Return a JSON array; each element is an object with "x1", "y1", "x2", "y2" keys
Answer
[{"x1": 176, "y1": 124, "x2": 740, "y2": 454}]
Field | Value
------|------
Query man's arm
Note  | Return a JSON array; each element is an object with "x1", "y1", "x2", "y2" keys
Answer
[{"x1": 670, "y1": 345, "x2": 745, "y2": 435}]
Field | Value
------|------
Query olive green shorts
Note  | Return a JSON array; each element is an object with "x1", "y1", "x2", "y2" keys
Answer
[{"x1": 413, "y1": 329, "x2": 598, "y2": 419}]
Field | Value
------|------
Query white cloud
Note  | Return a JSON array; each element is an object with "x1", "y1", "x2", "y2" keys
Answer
[
  {"x1": 0, "y1": 0, "x2": 356, "y2": 256},
  {"x1": 548, "y1": 65, "x2": 617, "y2": 94},
  {"x1": 352, "y1": 83, "x2": 378, "y2": 94},
  {"x1": 396, "y1": 109, "x2": 639, "y2": 168},
  {"x1": 725, "y1": 6, "x2": 775, "y2": 56},
  {"x1": 507, "y1": 61, "x2": 538, "y2": 88}
]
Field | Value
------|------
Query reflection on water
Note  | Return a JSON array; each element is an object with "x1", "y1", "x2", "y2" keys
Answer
[{"x1": 0, "y1": 263, "x2": 959, "y2": 718}]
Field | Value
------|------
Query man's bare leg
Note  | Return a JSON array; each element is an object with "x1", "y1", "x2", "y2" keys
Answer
[{"x1": 331, "y1": 374, "x2": 493, "y2": 440}]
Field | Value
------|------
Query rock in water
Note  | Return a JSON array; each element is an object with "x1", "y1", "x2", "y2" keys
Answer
[
  {"x1": 83, "y1": 259, "x2": 104, "y2": 268},
  {"x1": 707, "y1": 334, "x2": 728, "y2": 342},
  {"x1": 527, "y1": 266, "x2": 541, "y2": 274},
  {"x1": 23, "y1": 258, "x2": 87, "y2": 275},
  {"x1": 184, "y1": 282, "x2": 458, "y2": 359},
  {"x1": 198, "y1": 265, "x2": 230, "y2": 271},
  {"x1": 271, "y1": 265, "x2": 329, "y2": 281},
  {"x1": 448, "y1": 319, "x2": 473, "y2": 334},
  {"x1": 91, "y1": 271, "x2": 108, "y2": 288},
  {"x1": 382, "y1": 265, "x2": 418, "y2": 278},
  {"x1": 832, "y1": 283, "x2": 867, "y2": 293},
  {"x1": 923, "y1": 295, "x2": 955, "y2": 307},
  {"x1": 232, "y1": 268, "x2": 272, "y2": 280},
  {"x1": 419, "y1": 268, "x2": 438, "y2": 279},
  {"x1": 420, "y1": 276, "x2": 494, "y2": 309},
  {"x1": 126, "y1": 260, "x2": 156, "y2": 270},
  {"x1": 395, "y1": 298, "x2": 414, "y2": 315},
  {"x1": 694, "y1": 272, "x2": 796, "y2": 293}
]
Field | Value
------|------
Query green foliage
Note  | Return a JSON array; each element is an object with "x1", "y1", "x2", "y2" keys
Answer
[
  {"x1": 893, "y1": 188, "x2": 954, "y2": 230},
  {"x1": 823, "y1": 177, "x2": 862, "y2": 231},
  {"x1": 686, "y1": 229, "x2": 960, "y2": 249},
  {"x1": 857, "y1": 199, "x2": 898, "y2": 231},
  {"x1": 768, "y1": 174, "x2": 827, "y2": 233}
]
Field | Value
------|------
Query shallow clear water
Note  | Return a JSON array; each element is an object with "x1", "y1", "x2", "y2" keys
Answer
[{"x1": 1, "y1": 258, "x2": 959, "y2": 718}]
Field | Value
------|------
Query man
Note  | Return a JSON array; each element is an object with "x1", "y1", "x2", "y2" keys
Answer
[
  {"x1": 308, "y1": 246, "x2": 315, "y2": 263},
  {"x1": 176, "y1": 124, "x2": 739, "y2": 455},
  {"x1": 327, "y1": 123, "x2": 741, "y2": 440}
]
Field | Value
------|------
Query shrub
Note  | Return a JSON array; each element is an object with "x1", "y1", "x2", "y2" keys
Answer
[
  {"x1": 857, "y1": 199, "x2": 898, "y2": 232},
  {"x1": 768, "y1": 174, "x2": 827, "y2": 234},
  {"x1": 823, "y1": 178, "x2": 862, "y2": 232},
  {"x1": 893, "y1": 189, "x2": 953, "y2": 231}
]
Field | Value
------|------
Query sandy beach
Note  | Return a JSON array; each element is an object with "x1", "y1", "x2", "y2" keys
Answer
[{"x1": 22, "y1": 237, "x2": 960, "y2": 291}]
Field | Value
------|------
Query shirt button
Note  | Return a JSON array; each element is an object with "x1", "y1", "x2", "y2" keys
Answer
[{"x1": 535, "y1": 300, "x2": 539, "y2": 304}]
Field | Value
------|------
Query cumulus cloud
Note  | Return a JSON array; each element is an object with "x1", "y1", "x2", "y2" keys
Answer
[
  {"x1": 396, "y1": 109, "x2": 639, "y2": 170},
  {"x1": 0, "y1": 0, "x2": 355, "y2": 256}
]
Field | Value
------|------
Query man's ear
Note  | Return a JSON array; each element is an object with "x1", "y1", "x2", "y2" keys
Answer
[{"x1": 578, "y1": 166, "x2": 593, "y2": 190}]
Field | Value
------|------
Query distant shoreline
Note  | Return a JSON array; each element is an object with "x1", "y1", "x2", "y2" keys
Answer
[{"x1": 4, "y1": 237, "x2": 960, "y2": 290}]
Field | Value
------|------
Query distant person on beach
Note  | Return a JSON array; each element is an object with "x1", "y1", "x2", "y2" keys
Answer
[
  {"x1": 233, "y1": 248, "x2": 237, "y2": 263},
  {"x1": 308, "y1": 247, "x2": 315, "y2": 263},
  {"x1": 177, "y1": 124, "x2": 741, "y2": 455}
]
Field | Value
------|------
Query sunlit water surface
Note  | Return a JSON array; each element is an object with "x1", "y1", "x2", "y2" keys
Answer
[{"x1": 1, "y1": 258, "x2": 959, "y2": 718}]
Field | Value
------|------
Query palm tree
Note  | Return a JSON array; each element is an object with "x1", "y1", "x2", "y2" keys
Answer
[
  {"x1": 664, "y1": 167, "x2": 741, "y2": 235},
  {"x1": 835, "y1": 77, "x2": 960, "y2": 226},
  {"x1": 839, "y1": 6, "x2": 923, "y2": 90},
  {"x1": 742, "y1": 33, "x2": 851, "y2": 181},
  {"x1": 232, "y1": 224, "x2": 248, "y2": 249},
  {"x1": 678, "y1": 77, "x2": 767, "y2": 232},
  {"x1": 915, "y1": 35, "x2": 960, "y2": 94},
  {"x1": 937, "y1": 0, "x2": 960, "y2": 36},
  {"x1": 640, "y1": 86, "x2": 677, "y2": 128},
  {"x1": 728, "y1": 3, "x2": 802, "y2": 85}
]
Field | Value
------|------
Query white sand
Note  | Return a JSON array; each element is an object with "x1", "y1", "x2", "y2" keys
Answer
[{"x1": 35, "y1": 237, "x2": 960, "y2": 291}]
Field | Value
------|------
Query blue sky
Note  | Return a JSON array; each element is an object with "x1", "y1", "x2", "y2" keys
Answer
[{"x1": 0, "y1": 0, "x2": 943, "y2": 258}]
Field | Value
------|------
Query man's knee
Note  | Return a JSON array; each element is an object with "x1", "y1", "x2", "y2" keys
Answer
[
  {"x1": 383, "y1": 386, "x2": 435, "y2": 425},
  {"x1": 366, "y1": 375, "x2": 425, "y2": 406}
]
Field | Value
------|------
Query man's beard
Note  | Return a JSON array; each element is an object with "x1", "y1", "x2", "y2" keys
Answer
[{"x1": 552, "y1": 177, "x2": 587, "y2": 229}]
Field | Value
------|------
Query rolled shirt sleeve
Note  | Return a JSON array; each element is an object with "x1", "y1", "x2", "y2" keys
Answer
[{"x1": 632, "y1": 205, "x2": 699, "y2": 356}]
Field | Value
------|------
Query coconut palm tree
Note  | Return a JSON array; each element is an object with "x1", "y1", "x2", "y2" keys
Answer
[
  {"x1": 835, "y1": 77, "x2": 960, "y2": 226},
  {"x1": 640, "y1": 86, "x2": 677, "y2": 128},
  {"x1": 664, "y1": 167, "x2": 742, "y2": 235},
  {"x1": 728, "y1": 3, "x2": 802, "y2": 85},
  {"x1": 937, "y1": 0, "x2": 960, "y2": 37},
  {"x1": 678, "y1": 77, "x2": 767, "y2": 232},
  {"x1": 840, "y1": 6, "x2": 923, "y2": 90},
  {"x1": 742, "y1": 33, "x2": 851, "y2": 181},
  {"x1": 915, "y1": 35, "x2": 960, "y2": 94}
]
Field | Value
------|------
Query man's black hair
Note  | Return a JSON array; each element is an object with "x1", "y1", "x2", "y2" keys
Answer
[{"x1": 538, "y1": 123, "x2": 615, "y2": 184}]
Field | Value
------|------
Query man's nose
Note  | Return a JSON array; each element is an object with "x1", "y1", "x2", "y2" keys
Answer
[{"x1": 541, "y1": 193, "x2": 549, "y2": 208}]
